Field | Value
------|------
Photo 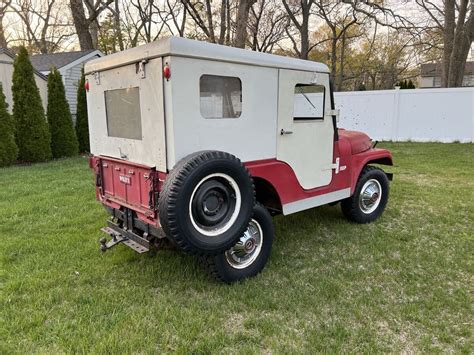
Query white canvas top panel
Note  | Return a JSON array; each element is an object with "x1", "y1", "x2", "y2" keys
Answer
[{"x1": 85, "y1": 36, "x2": 329, "y2": 74}]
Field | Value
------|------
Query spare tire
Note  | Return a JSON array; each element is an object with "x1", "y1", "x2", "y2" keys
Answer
[{"x1": 158, "y1": 151, "x2": 255, "y2": 255}]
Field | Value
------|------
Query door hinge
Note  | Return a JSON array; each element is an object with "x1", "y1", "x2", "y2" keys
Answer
[
  {"x1": 93, "y1": 71, "x2": 100, "y2": 85},
  {"x1": 137, "y1": 59, "x2": 148, "y2": 79},
  {"x1": 326, "y1": 109, "x2": 340, "y2": 117}
]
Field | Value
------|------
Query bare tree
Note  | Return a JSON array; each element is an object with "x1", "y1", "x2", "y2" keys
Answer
[
  {"x1": 163, "y1": 0, "x2": 187, "y2": 37},
  {"x1": 437, "y1": 0, "x2": 473, "y2": 87},
  {"x1": 248, "y1": 0, "x2": 288, "y2": 52},
  {"x1": 314, "y1": 2, "x2": 360, "y2": 90},
  {"x1": 119, "y1": 0, "x2": 174, "y2": 47},
  {"x1": 10, "y1": 0, "x2": 73, "y2": 53},
  {"x1": 107, "y1": 0, "x2": 124, "y2": 51},
  {"x1": 281, "y1": 0, "x2": 315, "y2": 59},
  {"x1": 181, "y1": 0, "x2": 229, "y2": 44},
  {"x1": 353, "y1": 0, "x2": 474, "y2": 87},
  {"x1": 69, "y1": 0, "x2": 113, "y2": 50},
  {"x1": 0, "y1": 0, "x2": 12, "y2": 47},
  {"x1": 234, "y1": 0, "x2": 256, "y2": 48}
]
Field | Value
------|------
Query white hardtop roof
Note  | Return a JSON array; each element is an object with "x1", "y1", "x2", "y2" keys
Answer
[{"x1": 85, "y1": 36, "x2": 329, "y2": 74}]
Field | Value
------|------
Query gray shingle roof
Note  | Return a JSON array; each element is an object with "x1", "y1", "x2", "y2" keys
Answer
[
  {"x1": 30, "y1": 49, "x2": 96, "y2": 72},
  {"x1": 0, "y1": 47, "x2": 47, "y2": 80}
]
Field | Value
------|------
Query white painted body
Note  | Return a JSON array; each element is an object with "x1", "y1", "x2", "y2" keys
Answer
[{"x1": 85, "y1": 37, "x2": 334, "y2": 190}]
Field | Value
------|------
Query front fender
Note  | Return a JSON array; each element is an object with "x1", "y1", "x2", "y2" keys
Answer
[{"x1": 350, "y1": 148, "x2": 393, "y2": 193}]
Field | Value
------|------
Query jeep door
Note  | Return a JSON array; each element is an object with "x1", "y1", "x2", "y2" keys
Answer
[{"x1": 277, "y1": 70, "x2": 334, "y2": 190}]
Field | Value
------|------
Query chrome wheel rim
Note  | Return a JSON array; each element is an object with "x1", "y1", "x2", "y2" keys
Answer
[
  {"x1": 225, "y1": 219, "x2": 263, "y2": 269},
  {"x1": 359, "y1": 179, "x2": 382, "y2": 214}
]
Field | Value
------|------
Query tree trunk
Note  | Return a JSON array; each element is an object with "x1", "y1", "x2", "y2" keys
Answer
[
  {"x1": 448, "y1": 1, "x2": 474, "y2": 87},
  {"x1": 218, "y1": 0, "x2": 227, "y2": 44},
  {"x1": 330, "y1": 33, "x2": 337, "y2": 84},
  {"x1": 70, "y1": 0, "x2": 95, "y2": 50},
  {"x1": 234, "y1": 0, "x2": 256, "y2": 48},
  {"x1": 114, "y1": 0, "x2": 124, "y2": 51},
  {"x1": 90, "y1": 19, "x2": 99, "y2": 48},
  {"x1": 204, "y1": 0, "x2": 216, "y2": 43},
  {"x1": 0, "y1": 0, "x2": 11, "y2": 48},
  {"x1": 0, "y1": 20, "x2": 7, "y2": 48},
  {"x1": 300, "y1": 4, "x2": 310, "y2": 59},
  {"x1": 337, "y1": 30, "x2": 346, "y2": 91},
  {"x1": 442, "y1": 0, "x2": 455, "y2": 87}
]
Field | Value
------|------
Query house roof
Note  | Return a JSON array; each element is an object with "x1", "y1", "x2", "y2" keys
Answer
[
  {"x1": 421, "y1": 61, "x2": 474, "y2": 77},
  {"x1": 30, "y1": 49, "x2": 98, "y2": 72},
  {"x1": 0, "y1": 47, "x2": 48, "y2": 80},
  {"x1": 85, "y1": 36, "x2": 330, "y2": 74}
]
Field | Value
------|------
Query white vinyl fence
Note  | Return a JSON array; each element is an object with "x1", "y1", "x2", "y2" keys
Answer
[{"x1": 334, "y1": 87, "x2": 474, "y2": 143}]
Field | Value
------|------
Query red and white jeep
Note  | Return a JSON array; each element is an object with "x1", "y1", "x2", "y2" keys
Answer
[{"x1": 86, "y1": 37, "x2": 393, "y2": 283}]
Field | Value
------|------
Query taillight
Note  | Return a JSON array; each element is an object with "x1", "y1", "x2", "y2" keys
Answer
[
  {"x1": 163, "y1": 63, "x2": 171, "y2": 81},
  {"x1": 85, "y1": 79, "x2": 90, "y2": 92}
]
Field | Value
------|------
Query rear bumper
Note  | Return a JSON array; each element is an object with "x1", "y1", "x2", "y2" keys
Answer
[
  {"x1": 104, "y1": 205, "x2": 164, "y2": 238},
  {"x1": 100, "y1": 206, "x2": 166, "y2": 253}
]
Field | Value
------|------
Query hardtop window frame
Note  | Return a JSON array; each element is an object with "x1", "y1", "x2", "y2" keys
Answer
[
  {"x1": 293, "y1": 83, "x2": 326, "y2": 122},
  {"x1": 199, "y1": 74, "x2": 243, "y2": 119}
]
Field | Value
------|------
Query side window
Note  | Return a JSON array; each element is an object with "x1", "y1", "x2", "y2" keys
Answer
[
  {"x1": 293, "y1": 84, "x2": 325, "y2": 121},
  {"x1": 200, "y1": 74, "x2": 242, "y2": 119}
]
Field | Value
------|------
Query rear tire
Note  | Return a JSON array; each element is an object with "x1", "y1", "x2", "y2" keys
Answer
[
  {"x1": 203, "y1": 203, "x2": 274, "y2": 283},
  {"x1": 158, "y1": 151, "x2": 255, "y2": 255},
  {"x1": 341, "y1": 166, "x2": 389, "y2": 223}
]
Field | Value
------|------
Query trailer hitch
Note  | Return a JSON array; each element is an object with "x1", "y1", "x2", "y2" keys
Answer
[
  {"x1": 99, "y1": 224, "x2": 150, "y2": 253},
  {"x1": 99, "y1": 228, "x2": 127, "y2": 252}
]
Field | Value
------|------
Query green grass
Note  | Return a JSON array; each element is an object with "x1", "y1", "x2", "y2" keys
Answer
[{"x1": 0, "y1": 143, "x2": 473, "y2": 353}]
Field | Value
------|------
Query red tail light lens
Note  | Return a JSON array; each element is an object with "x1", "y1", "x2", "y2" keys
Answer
[{"x1": 163, "y1": 63, "x2": 171, "y2": 80}]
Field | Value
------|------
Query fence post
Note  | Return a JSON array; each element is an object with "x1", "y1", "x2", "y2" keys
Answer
[
  {"x1": 392, "y1": 87, "x2": 401, "y2": 141},
  {"x1": 471, "y1": 90, "x2": 474, "y2": 143}
]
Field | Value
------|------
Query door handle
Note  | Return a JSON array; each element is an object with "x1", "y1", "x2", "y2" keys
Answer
[{"x1": 280, "y1": 129, "x2": 293, "y2": 135}]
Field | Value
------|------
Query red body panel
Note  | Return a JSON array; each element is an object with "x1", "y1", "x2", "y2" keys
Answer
[
  {"x1": 90, "y1": 129, "x2": 392, "y2": 219},
  {"x1": 90, "y1": 156, "x2": 166, "y2": 226},
  {"x1": 245, "y1": 138, "x2": 392, "y2": 207},
  {"x1": 338, "y1": 129, "x2": 373, "y2": 155}
]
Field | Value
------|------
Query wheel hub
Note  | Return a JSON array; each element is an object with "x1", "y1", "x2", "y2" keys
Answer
[
  {"x1": 359, "y1": 179, "x2": 382, "y2": 214},
  {"x1": 225, "y1": 219, "x2": 263, "y2": 269},
  {"x1": 192, "y1": 179, "x2": 235, "y2": 227}
]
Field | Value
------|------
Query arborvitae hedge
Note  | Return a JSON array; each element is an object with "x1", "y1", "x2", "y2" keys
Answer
[
  {"x1": 12, "y1": 46, "x2": 51, "y2": 162},
  {"x1": 47, "y1": 67, "x2": 79, "y2": 158},
  {"x1": 0, "y1": 83, "x2": 18, "y2": 167},
  {"x1": 75, "y1": 69, "x2": 90, "y2": 152}
]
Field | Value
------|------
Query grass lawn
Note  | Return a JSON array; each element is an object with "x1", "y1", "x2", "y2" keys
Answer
[{"x1": 0, "y1": 142, "x2": 472, "y2": 353}]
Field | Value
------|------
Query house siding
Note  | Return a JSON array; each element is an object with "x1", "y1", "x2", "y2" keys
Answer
[
  {"x1": 0, "y1": 52, "x2": 48, "y2": 113},
  {"x1": 62, "y1": 64, "x2": 83, "y2": 119},
  {"x1": 60, "y1": 54, "x2": 101, "y2": 121}
]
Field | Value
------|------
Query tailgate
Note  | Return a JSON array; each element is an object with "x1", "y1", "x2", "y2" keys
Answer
[
  {"x1": 85, "y1": 56, "x2": 166, "y2": 171},
  {"x1": 99, "y1": 156, "x2": 156, "y2": 212}
]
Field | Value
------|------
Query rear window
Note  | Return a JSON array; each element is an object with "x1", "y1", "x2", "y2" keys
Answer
[
  {"x1": 200, "y1": 75, "x2": 242, "y2": 119},
  {"x1": 105, "y1": 87, "x2": 142, "y2": 140}
]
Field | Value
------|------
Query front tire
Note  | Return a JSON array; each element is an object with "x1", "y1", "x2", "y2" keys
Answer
[
  {"x1": 341, "y1": 166, "x2": 389, "y2": 223},
  {"x1": 203, "y1": 203, "x2": 274, "y2": 283}
]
